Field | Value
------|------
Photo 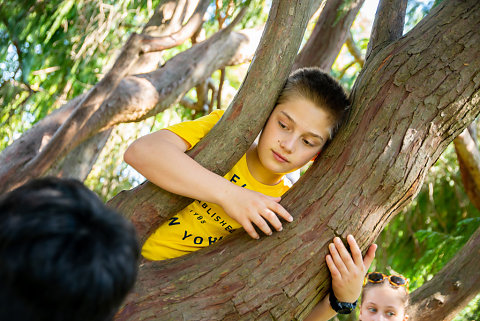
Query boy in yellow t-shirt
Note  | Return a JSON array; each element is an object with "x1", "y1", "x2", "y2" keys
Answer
[
  {"x1": 139, "y1": 109, "x2": 290, "y2": 259},
  {"x1": 124, "y1": 67, "x2": 377, "y2": 320}
]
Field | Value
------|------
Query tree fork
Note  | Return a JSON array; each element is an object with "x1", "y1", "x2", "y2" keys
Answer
[
  {"x1": 115, "y1": 1, "x2": 480, "y2": 320},
  {"x1": 109, "y1": 0, "x2": 313, "y2": 243}
]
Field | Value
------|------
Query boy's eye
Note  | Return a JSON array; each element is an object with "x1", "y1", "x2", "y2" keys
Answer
[
  {"x1": 278, "y1": 121, "x2": 287, "y2": 129},
  {"x1": 302, "y1": 138, "x2": 314, "y2": 146},
  {"x1": 368, "y1": 307, "x2": 377, "y2": 313},
  {"x1": 386, "y1": 311, "x2": 396, "y2": 317}
]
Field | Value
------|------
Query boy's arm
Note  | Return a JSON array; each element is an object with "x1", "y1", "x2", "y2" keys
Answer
[
  {"x1": 304, "y1": 235, "x2": 377, "y2": 321},
  {"x1": 124, "y1": 129, "x2": 292, "y2": 239}
]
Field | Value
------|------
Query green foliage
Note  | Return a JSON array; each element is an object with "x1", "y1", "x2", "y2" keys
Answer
[
  {"x1": 0, "y1": 0, "x2": 160, "y2": 149},
  {"x1": 404, "y1": 0, "x2": 437, "y2": 33},
  {"x1": 454, "y1": 293, "x2": 480, "y2": 321},
  {"x1": 374, "y1": 141, "x2": 480, "y2": 288}
]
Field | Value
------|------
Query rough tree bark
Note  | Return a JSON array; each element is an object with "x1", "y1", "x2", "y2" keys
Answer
[{"x1": 112, "y1": 1, "x2": 480, "y2": 320}]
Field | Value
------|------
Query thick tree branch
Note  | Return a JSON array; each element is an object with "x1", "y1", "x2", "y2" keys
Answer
[
  {"x1": 293, "y1": 0, "x2": 365, "y2": 70},
  {"x1": 0, "y1": 26, "x2": 263, "y2": 194},
  {"x1": 0, "y1": 94, "x2": 84, "y2": 185},
  {"x1": 345, "y1": 31, "x2": 364, "y2": 67},
  {"x1": 12, "y1": 33, "x2": 145, "y2": 190},
  {"x1": 46, "y1": 129, "x2": 112, "y2": 181},
  {"x1": 140, "y1": 0, "x2": 210, "y2": 53},
  {"x1": 365, "y1": 0, "x2": 408, "y2": 60},
  {"x1": 22, "y1": 0, "x2": 212, "y2": 184},
  {"x1": 408, "y1": 225, "x2": 480, "y2": 320},
  {"x1": 0, "y1": 1, "x2": 224, "y2": 193},
  {"x1": 454, "y1": 127, "x2": 480, "y2": 210},
  {"x1": 0, "y1": 0, "x2": 213, "y2": 186}
]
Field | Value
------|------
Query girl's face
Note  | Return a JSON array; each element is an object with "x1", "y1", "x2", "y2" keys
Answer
[
  {"x1": 256, "y1": 96, "x2": 335, "y2": 179},
  {"x1": 359, "y1": 284, "x2": 407, "y2": 321}
]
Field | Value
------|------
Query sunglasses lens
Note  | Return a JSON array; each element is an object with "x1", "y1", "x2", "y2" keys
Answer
[
  {"x1": 390, "y1": 276, "x2": 406, "y2": 286},
  {"x1": 368, "y1": 272, "x2": 384, "y2": 282}
]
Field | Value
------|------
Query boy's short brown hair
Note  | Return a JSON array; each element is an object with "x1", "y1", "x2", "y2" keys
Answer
[{"x1": 277, "y1": 67, "x2": 350, "y2": 140}]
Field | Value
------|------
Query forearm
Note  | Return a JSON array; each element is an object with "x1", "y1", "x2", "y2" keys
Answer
[
  {"x1": 304, "y1": 294, "x2": 336, "y2": 321},
  {"x1": 124, "y1": 131, "x2": 234, "y2": 205}
]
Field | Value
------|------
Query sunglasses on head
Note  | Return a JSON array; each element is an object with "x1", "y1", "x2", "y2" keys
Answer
[{"x1": 364, "y1": 272, "x2": 409, "y2": 291}]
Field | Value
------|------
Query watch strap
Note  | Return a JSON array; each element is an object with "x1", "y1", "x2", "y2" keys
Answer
[{"x1": 329, "y1": 288, "x2": 357, "y2": 314}]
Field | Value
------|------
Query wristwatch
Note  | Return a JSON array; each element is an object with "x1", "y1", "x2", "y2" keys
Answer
[{"x1": 329, "y1": 289, "x2": 357, "y2": 314}]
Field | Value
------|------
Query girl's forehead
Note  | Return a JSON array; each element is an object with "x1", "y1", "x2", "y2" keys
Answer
[{"x1": 363, "y1": 285, "x2": 406, "y2": 308}]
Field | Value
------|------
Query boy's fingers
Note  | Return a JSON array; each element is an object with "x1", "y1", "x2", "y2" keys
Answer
[
  {"x1": 363, "y1": 244, "x2": 377, "y2": 270},
  {"x1": 261, "y1": 209, "x2": 283, "y2": 231},
  {"x1": 347, "y1": 235, "x2": 363, "y2": 266},
  {"x1": 252, "y1": 215, "x2": 273, "y2": 236},
  {"x1": 242, "y1": 221, "x2": 260, "y2": 239},
  {"x1": 329, "y1": 242, "x2": 348, "y2": 275},
  {"x1": 270, "y1": 201, "x2": 293, "y2": 222}
]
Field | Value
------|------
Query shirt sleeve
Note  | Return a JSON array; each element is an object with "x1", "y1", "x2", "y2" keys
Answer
[{"x1": 164, "y1": 109, "x2": 225, "y2": 150}]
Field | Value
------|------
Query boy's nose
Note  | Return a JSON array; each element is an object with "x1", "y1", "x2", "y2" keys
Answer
[{"x1": 279, "y1": 137, "x2": 295, "y2": 153}]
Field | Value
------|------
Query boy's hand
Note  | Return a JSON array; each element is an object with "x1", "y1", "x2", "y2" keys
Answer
[
  {"x1": 219, "y1": 186, "x2": 293, "y2": 239},
  {"x1": 326, "y1": 235, "x2": 377, "y2": 303}
]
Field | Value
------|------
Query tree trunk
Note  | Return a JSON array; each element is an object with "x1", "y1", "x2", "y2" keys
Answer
[
  {"x1": 365, "y1": 0, "x2": 408, "y2": 60},
  {"x1": 113, "y1": 1, "x2": 480, "y2": 320},
  {"x1": 46, "y1": 129, "x2": 112, "y2": 181},
  {"x1": 293, "y1": 0, "x2": 365, "y2": 71}
]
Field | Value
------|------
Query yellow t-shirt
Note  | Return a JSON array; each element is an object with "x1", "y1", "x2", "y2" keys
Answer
[{"x1": 141, "y1": 110, "x2": 291, "y2": 260}]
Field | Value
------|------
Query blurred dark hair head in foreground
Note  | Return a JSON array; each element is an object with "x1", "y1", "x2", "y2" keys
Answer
[{"x1": 0, "y1": 177, "x2": 140, "y2": 321}]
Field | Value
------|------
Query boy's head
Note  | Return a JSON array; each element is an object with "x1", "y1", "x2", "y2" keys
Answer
[
  {"x1": 277, "y1": 67, "x2": 350, "y2": 140},
  {"x1": 360, "y1": 272, "x2": 409, "y2": 321},
  {"x1": 256, "y1": 67, "x2": 350, "y2": 178},
  {"x1": 0, "y1": 177, "x2": 140, "y2": 321}
]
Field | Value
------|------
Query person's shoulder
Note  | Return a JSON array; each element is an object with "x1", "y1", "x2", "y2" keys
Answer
[{"x1": 211, "y1": 109, "x2": 224, "y2": 117}]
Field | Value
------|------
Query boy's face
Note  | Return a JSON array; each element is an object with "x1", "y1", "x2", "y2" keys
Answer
[{"x1": 257, "y1": 96, "x2": 335, "y2": 176}]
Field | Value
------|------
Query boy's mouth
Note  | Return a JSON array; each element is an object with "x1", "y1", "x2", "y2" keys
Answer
[{"x1": 272, "y1": 150, "x2": 289, "y2": 163}]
